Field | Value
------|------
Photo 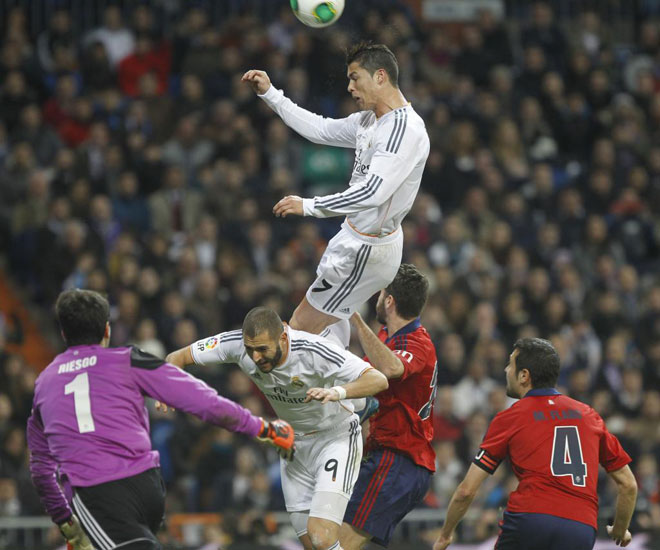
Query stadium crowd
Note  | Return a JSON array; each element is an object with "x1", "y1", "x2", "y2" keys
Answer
[{"x1": 1, "y1": 0, "x2": 659, "y2": 547}]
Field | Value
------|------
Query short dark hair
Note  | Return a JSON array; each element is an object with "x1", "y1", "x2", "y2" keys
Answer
[
  {"x1": 513, "y1": 338, "x2": 560, "y2": 388},
  {"x1": 385, "y1": 264, "x2": 429, "y2": 319},
  {"x1": 55, "y1": 289, "x2": 110, "y2": 346},
  {"x1": 243, "y1": 307, "x2": 284, "y2": 340},
  {"x1": 346, "y1": 42, "x2": 399, "y2": 87}
]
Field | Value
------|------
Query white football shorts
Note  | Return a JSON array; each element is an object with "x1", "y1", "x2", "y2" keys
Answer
[
  {"x1": 281, "y1": 418, "x2": 362, "y2": 520},
  {"x1": 306, "y1": 222, "x2": 403, "y2": 319}
]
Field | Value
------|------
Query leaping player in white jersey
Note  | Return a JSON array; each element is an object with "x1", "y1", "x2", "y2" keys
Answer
[
  {"x1": 242, "y1": 42, "x2": 430, "y2": 346},
  {"x1": 165, "y1": 306, "x2": 388, "y2": 550}
]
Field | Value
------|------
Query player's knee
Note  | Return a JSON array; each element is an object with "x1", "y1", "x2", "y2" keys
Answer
[{"x1": 308, "y1": 523, "x2": 339, "y2": 550}]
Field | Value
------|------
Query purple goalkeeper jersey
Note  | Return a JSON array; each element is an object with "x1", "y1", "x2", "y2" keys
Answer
[{"x1": 27, "y1": 345, "x2": 262, "y2": 523}]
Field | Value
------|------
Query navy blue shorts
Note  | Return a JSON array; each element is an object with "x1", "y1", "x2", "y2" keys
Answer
[
  {"x1": 343, "y1": 448, "x2": 432, "y2": 547},
  {"x1": 495, "y1": 511, "x2": 597, "y2": 550}
]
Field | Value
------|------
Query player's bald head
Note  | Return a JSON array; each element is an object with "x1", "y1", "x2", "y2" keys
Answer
[{"x1": 243, "y1": 307, "x2": 284, "y2": 340}]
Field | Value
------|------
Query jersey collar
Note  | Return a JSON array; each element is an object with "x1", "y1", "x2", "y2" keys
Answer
[
  {"x1": 384, "y1": 318, "x2": 421, "y2": 344},
  {"x1": 523, "y1": 388, "x2": 561, "y2": 398}
]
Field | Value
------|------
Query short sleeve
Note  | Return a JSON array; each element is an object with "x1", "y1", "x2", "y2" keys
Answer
[
  {"x1": 332, "y1": 352, "x2": 373, "y2": 386},
  {"x1": 473, "y1": 410, "x2": 514, "y2": 474},
  {"x1": 391, "y1": 333, "x2": 434, "y2": 382},
  {"x1": 598, "y1": 419, "x2": 632, "y2": 472},
  {"x1": 190, "y1": 330, "x2": 244, "y2": 365}
]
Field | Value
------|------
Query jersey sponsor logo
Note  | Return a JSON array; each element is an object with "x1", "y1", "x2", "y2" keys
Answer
[
  {"x1": 204, "y1": 337, "x2": 219, "y2": 350},
  {"x1": 265, "y1": 391, "x2": 307, "y2": 404},
  {"x1": 311, "y1": 279, "x2": 333, "y2": 293},
  {"x1": 291, "y1": 376, "x2": 305, "y2": 389},
  {"x1": 57, "y1": 355, "x2": 98, "y2": 374},
  {"x1": 353, "y1": 159, "x2": 370, "y2": 175},
  {"x1": 338, "y1": 307, "x2": 350, "y2": 314}
]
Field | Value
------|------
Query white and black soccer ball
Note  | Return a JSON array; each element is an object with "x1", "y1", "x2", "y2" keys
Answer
[{"x1": 290, "y1": 0, "x2": 345, "y2": 28}]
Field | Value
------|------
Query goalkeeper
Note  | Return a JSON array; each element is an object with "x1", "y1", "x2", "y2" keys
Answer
[{"x1": 27, "y1": 289, "x2": 294, "y2": 550}]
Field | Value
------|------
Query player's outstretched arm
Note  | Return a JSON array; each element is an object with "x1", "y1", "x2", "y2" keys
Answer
[
  {"x1": 606, "y1": 465, "x2": 637, "y2": 547},
  {"x1": 305, "y1": 367, "x2": 388, "y2": 404},
  {"x1": 350, "y1": 312, "x2": 404, "y2": 378},
  {"x1": 434, "y1": 464, "x2": 489, "y2": 550},
  {"x1": 165, "y1": 345, "x2": 194, "y2": 368},
  {"x1": 245, "y1": 69, "x2": 359, "y2": 148}
]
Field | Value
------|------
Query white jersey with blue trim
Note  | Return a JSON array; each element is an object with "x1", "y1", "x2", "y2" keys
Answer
[
  {"x1": 259, "y1": 85, "x2": 430, "y2": 237},
  {"x1": 190, "y1": 327, "x2": 372, "y2": 434}
]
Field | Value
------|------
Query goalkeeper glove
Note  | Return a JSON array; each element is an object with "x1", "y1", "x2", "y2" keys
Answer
[
  {"x1": 59, "y1": 514, "x2": 94, "y2": 550},
  {"x1": 257, "y1": 418, "x2": 295, "y2": 460}
]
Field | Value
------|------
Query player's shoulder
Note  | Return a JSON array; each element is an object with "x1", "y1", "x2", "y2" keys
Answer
[
  {"x1": 388, "y1": 320, "x2": 433, "y2": 347},
  {"x1": 375, "y1": 105, "x2": 427, "y2": 150},
  {"x1": 357, "y1": 109, "x2": 376, "y2": 128},
  {"x1": 129, "y1": 345, "x2": 165, "y2": 370},
  {"x1": 557, "y1": 394, "x2": 602, "y2": 421},
  {"x1": 494, "y1": 398, "x2": 527, "y2": 422},
  {"x1": 288, "y1": 328, "x2": 347, "y2": 366}
]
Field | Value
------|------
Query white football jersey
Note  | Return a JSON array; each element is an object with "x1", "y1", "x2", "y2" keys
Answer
[
  {"x1": 190, "y1": 327, "x2": 372, "y2": 434},
  {"x1": 260, "y1": 86, "x2": 430, "y2": 237}
]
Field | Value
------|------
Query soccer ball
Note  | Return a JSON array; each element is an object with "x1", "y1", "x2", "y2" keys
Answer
[{"x1": 290, "y1": 0, "x2": 345, "y2": 28}]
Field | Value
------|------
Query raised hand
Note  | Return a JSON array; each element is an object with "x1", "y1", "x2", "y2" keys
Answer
[{"x1": 241, "y1": 69, "x2": 272, "y2": 95}]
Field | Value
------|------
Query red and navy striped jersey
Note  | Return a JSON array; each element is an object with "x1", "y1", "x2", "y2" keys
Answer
[
  {"x1": 473, "y1": 389, "x2": 631, "y2": 528},
  {"x1": 365, "y1": 319, "x2": 437, "y2": 472}
]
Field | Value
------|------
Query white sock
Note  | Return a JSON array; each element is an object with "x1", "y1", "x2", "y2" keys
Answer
[{"x1": 321, "y1": 319, "x2": 350, "y2": 349}]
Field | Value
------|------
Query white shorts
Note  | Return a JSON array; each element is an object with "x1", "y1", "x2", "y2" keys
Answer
[
  {"x1": 281, "y1": 418, "x2": 362, "y2": 516},
  {"x1": 306, "y1": 223, "x2": 403, "y2": 319}
]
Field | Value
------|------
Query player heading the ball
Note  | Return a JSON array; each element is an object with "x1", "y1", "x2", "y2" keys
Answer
[{"x1": 242, "y1": 42, "x2": 430, "y2": 346}]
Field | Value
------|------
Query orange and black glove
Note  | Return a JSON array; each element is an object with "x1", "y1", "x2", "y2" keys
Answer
[{"x1": 257, "y1": 418, "x2": 295, "y2": 460}]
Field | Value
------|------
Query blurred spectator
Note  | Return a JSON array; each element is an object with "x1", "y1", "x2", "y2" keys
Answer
[
  {"x1": 84, "y1": 5, "x2": 135, "y2": 67},
  {"x1": 0, "y1": 3, "x2": 658, "y2": 545}
]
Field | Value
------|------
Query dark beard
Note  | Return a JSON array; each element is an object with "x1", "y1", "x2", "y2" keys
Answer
[
  {"x1": 270, "y1": 345, "x2": 283, "y2": 367},
  {"x1": 376, "y1": 302, "x2": 386, "y2": 325}
]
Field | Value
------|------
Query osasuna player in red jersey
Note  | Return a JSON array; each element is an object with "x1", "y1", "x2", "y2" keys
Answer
[
  {"x1": 340, "y1": 264, "x2": 438, "y2": 549},
  {"x1": 434, "y1": 338, "x2": 638, "y2": 550}
]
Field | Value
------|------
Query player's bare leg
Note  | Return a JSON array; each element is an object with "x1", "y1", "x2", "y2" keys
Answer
[
  {"x1": 307, "y1": 516, "x2": 343, "y2": 550},
  {"x1": 298, "y1": 532, "x2": 314, "y2": 550},
  {"x1": 339, "y1": 522, "x2": 371, "y2": 550},
  {"x1": 289, "y1": 296, "x2": 340, "y2": 334}
]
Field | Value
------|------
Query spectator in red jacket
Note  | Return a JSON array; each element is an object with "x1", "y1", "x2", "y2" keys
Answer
[{"x1": 118, "y1": 33, "x2": 171, "y2": 98}]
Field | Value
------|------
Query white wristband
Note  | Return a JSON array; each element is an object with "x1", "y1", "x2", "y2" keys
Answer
[{"x1": 331, "y1": 386, "x2": 347, "y2": 400}]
